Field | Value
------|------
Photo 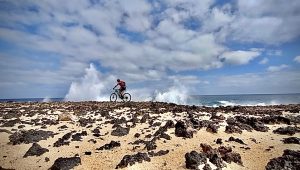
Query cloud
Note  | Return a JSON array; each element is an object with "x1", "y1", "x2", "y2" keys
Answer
[
  {"x1": 228, "y1": 0, "x2": 300, "y2": 44},
  {"x1": 1, "y1": 0, "x2": 300, "y2": 98},
  {"x1": 220, "y1": 50, "x2": 261, "y2": 65},
  {"x1": 267, "y1": 64, "x2": 289, "y2": 72},
  {"x1": 294, "y1": 56, "x2": 300, "y2": 63},
  {"x1": 259, "y1": 58, "x2": 269, "y2": 65}
]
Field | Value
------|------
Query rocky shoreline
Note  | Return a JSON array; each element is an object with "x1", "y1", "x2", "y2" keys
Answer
[{"x1": 0, "y1": 101, "x2": 299, "y2": 170}]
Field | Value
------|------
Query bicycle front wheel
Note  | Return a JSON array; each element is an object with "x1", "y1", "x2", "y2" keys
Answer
[
  {"x1": 110, "y1": 93, "x2": 118, "y2": 102},
  {"x1": 123, "y1": 93, "x2": 131, "y2": 102}
]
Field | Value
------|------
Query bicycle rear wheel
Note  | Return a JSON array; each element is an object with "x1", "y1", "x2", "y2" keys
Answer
[
  {"x1": 110, "y1": 93, "x2": 117, "y2": 102},
  {"x1": 123, "y1": 93, "x2": 131, "y2": 102}
]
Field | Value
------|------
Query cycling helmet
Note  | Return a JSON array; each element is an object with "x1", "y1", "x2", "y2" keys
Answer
[{"x1": 117, "y1": 79, "x2": 120, "y2": 82}]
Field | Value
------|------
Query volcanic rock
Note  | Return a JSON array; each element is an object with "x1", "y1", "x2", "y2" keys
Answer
[
  {"x1": 273, "y1": 126, "x2": 300, "y2": 135},
  {"x1": 185, "y1": 151, "x2": 207, "y2": 169},
  {"x1": 71, "y1": 131, "x2": 87, "y2": 141},
  {"x1": 228, "y1": 137, "x2": 246, "y2": 145},
  {"x1": 97, "y1": 141, "x2": 120, "y2": 150},
  {"x1": 145, "y1": 141, "x2": 157, "y2": 151},
  {"x1": 134, "y1": 133, "x2": 140, "y2": 138},
  {"x1": 111, "y1": 126, "x2": 130, "y2": 136},
  {"x1": 53, "y1": 132, "x2": 72, "y2": 147},
  {"x1": 140, "y1": 114, "x2": 149, "y2": 123},
  {"x1": 265, "y1": 149, "x2": 300, "y2": 170},
  {"x1": 23, "y1": 143, "x2": 49, "y2": 157},
  {"x1": 148, "y1": 150, "x2": 169, "y2": 157},
  {"x1": 116, "y1": 152, "x2": 150, "y2": 169},
  {"x1": 283, "y1": 137, "x2": 300, "y2": 144},
  {"x1": 9, "y1": 129, "x2": 55, "y2": 145},
  {"x1": 216, "y1": 138, "x2": 222, "y2": 144},
  {"x1": 225, "y1": 125, "x2": 243, "y2": 134},
  {"x1": 203, "y1": 164, "x2": 212, "y2": 170},
  {"x1": 175, "y1": 120, "x2": 193, "y2": 138},
  {"x1": 200, "y1": 143, "x2": 213, "y2": 153},
  {"x1": 223, "y1": 152, "x2": 243, "y2": 165},
  {"x1": 49, "y1": 157, "x2": 81, "y2": 170}
]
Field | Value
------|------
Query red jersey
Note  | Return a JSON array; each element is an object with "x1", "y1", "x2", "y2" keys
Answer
[{"x1": 118, "y1": 80, "x2": 126, "y2": 88}]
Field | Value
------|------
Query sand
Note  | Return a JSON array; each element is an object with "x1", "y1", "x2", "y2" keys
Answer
[{"x1": 0, "y1": 102, "x2": 299, "y2": 170}]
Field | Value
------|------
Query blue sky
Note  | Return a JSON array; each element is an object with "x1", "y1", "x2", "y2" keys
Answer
[{"x1": 0, "y1": 0, "x2": 300, "y2": 100}]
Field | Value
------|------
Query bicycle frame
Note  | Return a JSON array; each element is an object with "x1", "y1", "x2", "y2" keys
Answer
[{"x1": 114, "y1": 89, "x2": 124, "y2": 98}]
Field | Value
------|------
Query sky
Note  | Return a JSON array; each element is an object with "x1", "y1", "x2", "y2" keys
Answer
[{"x1": 0, "y1": 0, "x2": 300, "y2": 100}]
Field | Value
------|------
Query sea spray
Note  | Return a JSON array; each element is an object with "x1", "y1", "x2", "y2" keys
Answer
[
  {"x1": 154, "y1": 81, "x2": 188, "y2": 104},
  {"x1": 42, "y1": 96, "x2": 51, "y2": 102},
  {"x1": 64, "y1": 64, "x2": 115, "y2": 101}
]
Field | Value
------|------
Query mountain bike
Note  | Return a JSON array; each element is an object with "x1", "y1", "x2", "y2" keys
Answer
[{"x1": 110, "y1": 88, "x2": 131, "y2": 102}]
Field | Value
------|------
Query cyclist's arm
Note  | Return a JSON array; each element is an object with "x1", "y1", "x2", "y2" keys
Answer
[{"x1": 113, "y1": 84, "x2": 118, "y2": 89}]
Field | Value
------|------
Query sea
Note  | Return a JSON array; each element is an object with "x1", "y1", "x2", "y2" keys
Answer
[{"x1": 0, "y1": 94, "x2": 300, "y2": 107}]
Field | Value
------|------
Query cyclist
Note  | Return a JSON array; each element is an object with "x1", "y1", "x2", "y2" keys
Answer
[{"x1": 113, "y1": 79, "x2": 126, "y2": 99}]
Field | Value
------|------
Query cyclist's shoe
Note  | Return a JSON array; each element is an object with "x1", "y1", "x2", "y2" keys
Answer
[{"x1": 120, "y1": 96, "x2": 124, "y2": 99}]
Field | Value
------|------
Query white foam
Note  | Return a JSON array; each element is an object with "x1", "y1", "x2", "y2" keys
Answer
[
  {"x1": 64, "y1": 63, "x2": 115, "y2": 101},
  {"x1": 42, "y1": 96, "x2": 51, "y2": 102},
  {"x1": 154, "y1": 81, "x2": 188, "y2": 104}
]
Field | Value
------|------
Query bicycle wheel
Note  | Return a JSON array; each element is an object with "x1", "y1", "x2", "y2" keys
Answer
[
  {"x1": 110, "y1": 93, "x2": 118, "y2": 102},
  {"x1": 123, "y1": 93, "x2": 131, "y2": 102}
]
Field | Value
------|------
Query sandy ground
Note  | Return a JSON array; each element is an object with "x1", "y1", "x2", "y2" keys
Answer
[{"x1": 0, "y1": 102, "x2": 299, "y2": 170}]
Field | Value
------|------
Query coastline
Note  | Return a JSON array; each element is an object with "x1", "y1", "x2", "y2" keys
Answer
[{"x1": 0, "y1": 101, "x2": 299, "y2": 170}]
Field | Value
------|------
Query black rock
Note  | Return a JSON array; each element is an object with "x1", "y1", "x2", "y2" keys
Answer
[
  {"x1": 175, "y1": 120, "x2": 193, "y2": 138},
  {"x1": 1, "y1": 119, "x2": 20, "y2": 127},
  {"x1": 145, "y1": 141, "x2": 157, "y2": 151},
  {"x1": 160, "y1": 133, "x2": 171, "y2": 140},
  {"x1": 92, "y1": 128, "x2": 100, "y2": 134},
  {"x1": 145, "y1": 134, "x2": 152, "y2": 138},
  {"x1": 71, "y1": 132, "x2": 84, "y2": 141},
  {"x1": 140, "y1": 114, "x2": 149, "y2": 123},
  {"x1": 134, "y1": 133, "x2": 140, "y2": 138},
  {"x1": 78, "y1": 118, "x2": 94, "y2": 127},
  {"x1": 218, "y1": 146, "x2": 232, "y2": 155},
  {"x1": 116, "y1": 152, "x2": 150, "y2": 169},
  {"x1": 45, "y1": 157, "x2": 50, "y2": 162},
  {"x1": 203, "y1": 164, "x2": 212, "y2": 170},
  {"x1": 148, "y1": 150, "x2": 169, "y2": 157},
  {"x1": 273, "y1": 126, "x2": 300, "y2": 135},
  {"x1": 185, "y1": 151, "x2": 207, "y2": 169},
  {"x1": 0, "y1": 129, "x2": 12, "y2": 134},
  {"x1": 283, "y1": 137, "x2": 300, "y2": 144},
  {"x1": 153, "y1": 120, "x2": 174, "y2": 137},
  {"x1": 18, "y1": 125, "x2": 25, "y2": 129},
  {"x1": 23, "y1": 143, "x2": 49, "y2": 157},
  {"x1": 216, "y1": 138, "x2": 222, "y2": 145},
  {"x1": 58, "y1": 125, "x2": 68, "y2": 129},
  {"x1": 49, "y1": 157, "x2": 81, "y2": 170},
  {"x1": 97, "y1": 141, "x2": 120, "y2": 150},
  {"x1": 228, "y1": 137, "x2": 246, "y2": 145},
  {"x1": 85, "y1": 151, "x2": 92, "y2": 155},
  {"x1": 206, "y1": 123, "x2": 219, "y2": 133},
  {"x1": 53, "y1": 132, "x2": 72, "y2": 147},
  {"x1": 111, "y1": 126, "x2": 130, "y2": 136},
  {"x1": 266, "y1": 149, "x2": 300, "y2": 170},
  {"x1": 225, "y1": 125, "x2": 242, "y2": 134},
  {"x1": 9, "y1": 129, "x2": 56, "y2": 145},
  {"x1": 260, "y1": 116, "x2": 291, "y2": 125},
  {"x1": 223, "y1": 152, "x2": 243, "y2": 165},
  {"x1": 209, "y1": 153, "x2": 226, "y2": 168}
]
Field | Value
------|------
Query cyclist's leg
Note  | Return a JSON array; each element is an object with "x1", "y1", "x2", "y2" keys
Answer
[{"x1": 120, "y1": 87, "x2": 125, "y2": 98}]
